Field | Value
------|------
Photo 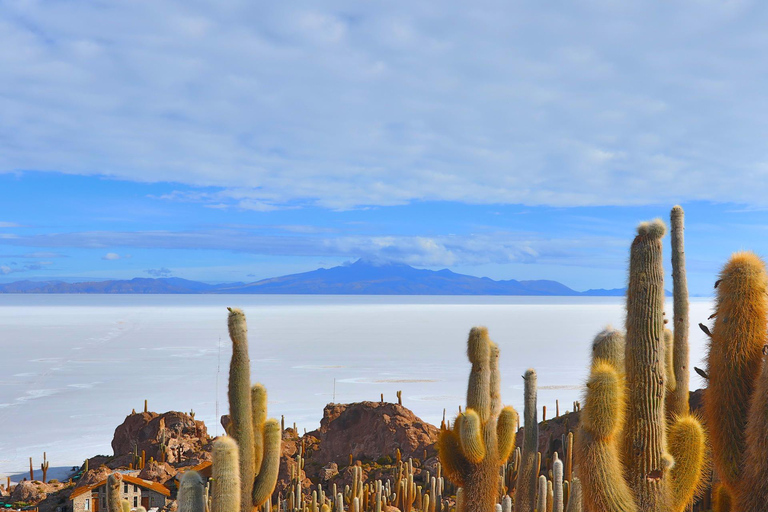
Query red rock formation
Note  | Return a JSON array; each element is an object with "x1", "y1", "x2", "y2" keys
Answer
[
  {"x1": 138, "y1": 461, "x2": 178, "y2": 484},
  {"x1": 306, "y1": 402, "x2": 439, "y2": 468},
  {"x1": 111, "y1": 411, "x2": 210, "y2": 464}
]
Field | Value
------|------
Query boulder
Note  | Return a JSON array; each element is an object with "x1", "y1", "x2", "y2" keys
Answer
[{"x1": 11, "y1": 480, "x2": 46, "y2": 503}]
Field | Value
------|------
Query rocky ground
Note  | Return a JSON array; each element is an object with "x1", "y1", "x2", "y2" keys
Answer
[{"x1": 0, "y1": 391, "x2": 708, "y2": 512}]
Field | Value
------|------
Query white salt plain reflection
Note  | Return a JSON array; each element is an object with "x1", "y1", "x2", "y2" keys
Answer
[{"x1": 0, "y1": 295, "x2": 714, "y2": 480}]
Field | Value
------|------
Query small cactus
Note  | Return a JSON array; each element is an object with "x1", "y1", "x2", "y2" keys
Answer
[{"x1": 178, "y1": 471, "x2": 206, "y2": 512}]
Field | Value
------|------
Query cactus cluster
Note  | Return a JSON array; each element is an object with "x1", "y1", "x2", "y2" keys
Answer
[{"x1": 575, "y1": 210, "x2": 706, "y2": 512}]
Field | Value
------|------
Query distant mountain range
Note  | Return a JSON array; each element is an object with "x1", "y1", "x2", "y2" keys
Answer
[{"x1": 0, "y1": 259, "x2": 631, "y2": 296}]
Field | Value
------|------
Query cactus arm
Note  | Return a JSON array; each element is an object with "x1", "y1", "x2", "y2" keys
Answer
[
  {"x1": 466, "y1": 327, "x2": 491, "y2": 422},
  {"x1": 212, "y1": 437, "x2": 241, "y2": 512},
  {"x1": 667, "y1": 415, "x2": 705, "y2": 512},
  {"x1": 664, "y1": 329, "x2": 676, "y2": 394},
  {"x1": 497, "y1": 406, "x2": 518, "y2": 463},
  {"x1": 251, "y1": 384, "x2": 267, "y2": 476},
  {"x1": 577, "y1": 363, "x2": 637, "y2": 512},
  {"x1": 459, "y1": 409, "x2": 486, "y2": 464},
  {"x1": 437, "y1": 428, "x2": 468, "y2": 488},
  {"x1": 252, "y1": 419, "x2": 282, "y2": 509}
]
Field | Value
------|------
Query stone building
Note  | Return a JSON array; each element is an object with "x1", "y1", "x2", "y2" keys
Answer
[{"x1": 70, "y1": 474, "x2": 170, "y2": 512}]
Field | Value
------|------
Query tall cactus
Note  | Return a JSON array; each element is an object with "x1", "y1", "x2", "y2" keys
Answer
[
  {"x1": 224, "y1": 307, "x2": 282, "y2": 512},
  {"x1": 702, "y1": 252, "x2": 768, "y2": 511},
  {"x1": 666, "y1": 205, "x2": 689, "y2": 419},
  {"x1": 622, "y1": 219, "x2": 669, "y2": 512},
  {"x1": 577, "y1": 220, "x2": 704, "y2": 512},
  {"x1": 704, "y1": 252, "x2": 768, "y2": 492},
  {"x1": 437, "y1": 327, "x2": 518, "y2": 512},
  {"x1": 514, "y1": 369, "x2": 538, "y2": 512}
]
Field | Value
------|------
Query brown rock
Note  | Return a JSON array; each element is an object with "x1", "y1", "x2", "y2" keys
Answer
[
  {"x1": 111, "y1": 410, "x2": 210, "y2": 464},
  {"x1": 306, "y1": 402, "x2": 439, "y2": 469},
  {"x1": 75, "y1": 466, "x2": 113, "y2": 489},
  {"x1": 138, "y1": 461, "x2": 178, "y2": 484},
  {"x1": 11, "y1": 480, "x2": 46, "y2": 503},
  {"x1": 319, "y1": 462, "x2": 339, "y2": 482}
]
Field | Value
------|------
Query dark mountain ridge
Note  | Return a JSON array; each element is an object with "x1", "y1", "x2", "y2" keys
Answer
[{"x1": 0, "y1": 259, "x2": 630, "y2": 296}]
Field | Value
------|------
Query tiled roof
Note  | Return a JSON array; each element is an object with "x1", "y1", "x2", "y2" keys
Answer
[{"x1": 69, "y1": 475, "x2": 171, "y2": 501}]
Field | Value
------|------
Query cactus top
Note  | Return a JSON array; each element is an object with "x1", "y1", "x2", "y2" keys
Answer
[
  {"x1": 636, "y1": 218, "x2": 667, "y2": 239},
  {"x1": 227, "y1": 307, "x2": 248, "y2": 343},
  {"x1": 467, "y1": 326, "x2": 491, "y2": 364},
  {"x1": 591, "y1": 327, "x2": 625, "y2": 370}
]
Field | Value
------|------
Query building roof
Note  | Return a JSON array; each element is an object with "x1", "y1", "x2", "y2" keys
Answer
[
  {"x1": 70, "y1": 475, "x2": 171, "y2": 501},
  {"x1": 174, "y1": 461, "x2": 212, "y2": 481}
]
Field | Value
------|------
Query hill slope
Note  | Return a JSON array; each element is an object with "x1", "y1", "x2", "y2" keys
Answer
[{"x1": 0, "y1": 260, "x2": 629, "y2": 295}]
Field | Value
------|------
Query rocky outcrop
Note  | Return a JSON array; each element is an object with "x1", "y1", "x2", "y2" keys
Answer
[
  {"x1": 111, "y1": 411, "x2": 211, "y2": 464},
  {"x1": 75, "y1": 465, "x2": 115, "y2": 488},
  {"x1": 138, "y1": 461, "x2": 178, "y2": 484},
  {"x1": 11, "y1": 481, "x2": 47, "y2": 503},
  {"x1": 306, "y1": 402, "x2": 439, "y2": 468}
]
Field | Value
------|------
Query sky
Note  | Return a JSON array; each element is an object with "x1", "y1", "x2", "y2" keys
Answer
[{"x1": 3, "y1": 1, "x2": 768, "y2": 294}]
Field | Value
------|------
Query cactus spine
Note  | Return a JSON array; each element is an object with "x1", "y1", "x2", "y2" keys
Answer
[
  {"x1": 704, "y1": 252, "x2": 768, "y2": 496},
  {"x1": 514, "y1": 369, "x2": 538, "y2": 512},
  {"x1": 225, "y1": 307, "x2": 282, "y2": 512},
  {"x1": 437, "y1": 327, "x2": 518, "y2": 512},
  {"x1": 212, "y1": 436, "x2": 241, "y2": 512},
  {"x1": 667, "y1": 207, "x2": 689, "y2": 420}
]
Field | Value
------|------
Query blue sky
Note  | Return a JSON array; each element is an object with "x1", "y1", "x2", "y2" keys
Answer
[{"x1": 3, "y1": 1, "x2": 768, "y2": 294}]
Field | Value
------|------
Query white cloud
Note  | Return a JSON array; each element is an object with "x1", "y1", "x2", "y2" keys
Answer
[
  {"x1": 1, "y1": 1, "x2": 768, "y2": 208},
  {"x1": 0, "y1": 261, "x2": 53, "y2": 274},
  {"x1": 0, "y1": 228, "x2": 623, "y2": 269},
  {"x1": 0, "y1": 222, "x2": 22, "y2": 228},
  {"x1": 102, "y1": 252, "x2": 121, "y2": 260}
]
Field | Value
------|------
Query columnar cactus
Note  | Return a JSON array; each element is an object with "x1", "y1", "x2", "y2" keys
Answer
[
  {"x1": 703, "y1": 252, "x2": 768, "y2": 511},
  {"x1": 577, "y1": 220, "x2": 704, "y2": 512},
  {"x1": 224, "y1": 307, "x2": 283, "y2": 512},
  {"x1": 514, "y1": 369, "x2": 538, "y2": 512},
  {"x1": 666, "y1": 206, "x2": 689, "y2": 419},
  {"x1": 107, "y1": 473, "x2": 122, "y2": 512},
  {"x1": 622, "y1": 220, "x2": 669, "y2": 511},
  {"x1": 437, "y1": 327, "x2": 518, "y2": 512}
]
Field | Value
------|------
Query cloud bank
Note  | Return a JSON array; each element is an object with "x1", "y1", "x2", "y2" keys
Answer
[{"x1": 2, "y1": 1, "x2": 768, "y2": 209}]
